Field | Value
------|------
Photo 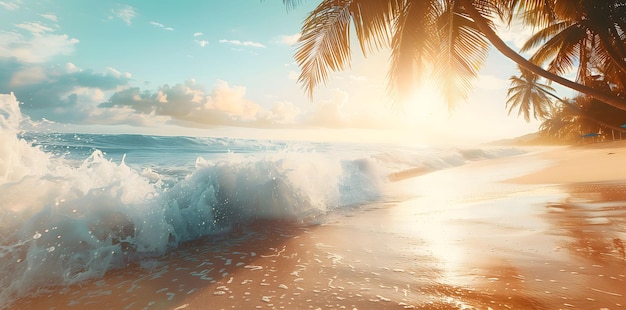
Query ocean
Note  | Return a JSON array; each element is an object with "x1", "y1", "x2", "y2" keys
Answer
[{"x1": 0, "y1": 94, "x2": 526, "y2": 307}]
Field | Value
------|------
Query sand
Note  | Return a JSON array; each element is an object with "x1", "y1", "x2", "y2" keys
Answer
[{"x1": 14, "y1": 142, "x2": 626, "y2": 309}]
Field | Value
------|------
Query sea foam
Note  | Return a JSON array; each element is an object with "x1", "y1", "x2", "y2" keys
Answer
[
  {"x1": 0, "y1": 93, "x2": 384, "y2": 306},
  {"x1": 0, "y1": 92, "x2": 525, "y2": 307}
]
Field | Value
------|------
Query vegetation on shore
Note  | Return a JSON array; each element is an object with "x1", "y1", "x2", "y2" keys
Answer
[{"x1": 285, "y1": 0, "x2": 626, "y2": 143}]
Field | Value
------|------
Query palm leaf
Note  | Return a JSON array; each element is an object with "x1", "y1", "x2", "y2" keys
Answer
[
  {"x1": 433, "y1": 0, "x2": 489, "y2": 108},
  {"x1": 388, "y1": 0, "x2": 439, "y2": 101},
  {"x1": 294, "y1": 0, "x2": 353, "y2": 98},
  {"x1": 348, "y1": 0, "x2": 402, "y2": 55},
  {"x1": 520, "y1": 21, "x2": 570, "y2": 53},
  {"x1": 506, "y1": 68, "x2": 556, "y2": 121},
  {"x1": 527, "y1": 24, "x2": 586, "y2": 75},
  {"x1": 507, "y1": 0, "x2": 558, "y2": 28}
]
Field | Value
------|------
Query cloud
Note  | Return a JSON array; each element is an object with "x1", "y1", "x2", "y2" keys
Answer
[
  {"x1": 149, "y1": 21, "x2": 174, "y2": 31},
  {"x1": 0, "y1": 1, "x2": 19, "y2": 10},
  {"x1": 15, "y1": 22, "x2": 54, "y2": 34},
  {"x1": 301, "y1": 89, "x2": 392, "y2": 129},
  {"x1": 100, "y1": 81, "x2": 389, "y2": 130},
  {"x1": 495, "y1": 19, "x2": 534, "y2": 52},
  {"x1": 0, "y1": 55, "x2": 395, "y2": 131},
  {"x1": 40, "y1": 13, "x2": 58, "y2": 22},
  {"x1": 111, "y1": 5, "x2": 135, "y2": 25},
  {"x1": 277, "y1": 33, "x2": 301, "y2": 45},
  {"x1": 0, "y1": 59, "x2": 131, "y2": 123},
  {"x1": 9, "y1": 66, "x2": 47, "y2": 86},
  {"x1": 219, "y1": 39, "x2": 266, "y2": 48},
  {"x1": 104, "y1": 66, "x2": 132, "y2": 79},
  {"x1": 195, "y1": 40, "x2": 208, "y2": 47},
  {"x1": 0, "y1": 30, "x2": 79, "y2": 63},
  {"x1": 101, "y1": 80, "x2": 280, "y2": 128},
  {"x1": 193, "y1": 32, "x2": 203, "y2": 37}
]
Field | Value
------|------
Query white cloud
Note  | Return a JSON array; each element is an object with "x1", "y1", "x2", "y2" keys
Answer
[
  {"x1": 65, "y1": 62, "x2": 81, "y2": 73},
  {"x1": 0, "y1": 1, "x2": 19, "y2": 10},
  {"x1": 306, "y1": 89, "x2": 349, "y2": 127},
  {"x1": 219, "y1": 39, "x2": 266, "y2": 48},
  {"x1": 15, "y1": 22, "x2": 53, "y2": 34},
  {"x1": 195, "y1": 40, "x2": 208, "y2": 47},
  {"x1": 0, "y1": 31, "x2": 79, "y2": 63},
  {"x1": 278, "y1": 33, "x2": 301, "y2": 45},
  {"x1": 269, "y1": 101, "x2": 299, "y2": 124},
  {"x1": 193, "y1": 32, "x2": 203, "y2": 37},
  {"x1": 40, "y1": 13, "x2": 58, "y2": 22},
  {"x1": 102, "y1": 80, "x2": 277, "y2": 127},
  {"x1": 149, "y1": 21, "x2": 174, "y2": 31},
  {"x1": 104, "y1": 67, "x2": 131, "y2": 79},
  {"x1": 112, "y1": 5, "x2": 135, "y2": 25},
  {"x1": 495, "y1": 18, "x2": 534, "y2": 52},
  {"x1": 99, "y1": 80, "x2": 390, "y2": 130}
]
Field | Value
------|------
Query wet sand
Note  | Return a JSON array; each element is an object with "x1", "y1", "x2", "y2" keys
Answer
[{"x1": 15, "y1": 142, "x2": 626, "y2": 309}]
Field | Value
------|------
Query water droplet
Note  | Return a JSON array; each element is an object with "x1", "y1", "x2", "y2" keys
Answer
[
  {"x1": 47, "y1": 246, "x2": 55, "y2": 252},
  {"x1": 33, "y1": 232, "x2": 42, "y2": 239}
]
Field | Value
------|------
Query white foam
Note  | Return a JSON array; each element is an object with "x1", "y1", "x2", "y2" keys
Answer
[{"x1": 0, "y1": 93, "x2": 528, "y2": 307}]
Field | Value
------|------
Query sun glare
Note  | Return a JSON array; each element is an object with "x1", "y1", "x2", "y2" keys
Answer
[{"x1": 403, "y1": 83, "x2": 450, "y2": 128}]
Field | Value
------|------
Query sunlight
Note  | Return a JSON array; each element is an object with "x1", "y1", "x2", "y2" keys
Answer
[{"x1": 402, "y1": 83, "x2": 450, "y2": 127}]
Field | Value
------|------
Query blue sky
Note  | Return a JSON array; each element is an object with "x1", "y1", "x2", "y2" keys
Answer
[{"x1": 0, "y1": 0, "x2": 562, "y2": 144}]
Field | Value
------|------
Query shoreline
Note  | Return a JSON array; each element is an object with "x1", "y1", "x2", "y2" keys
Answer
[
  {"x1": 508, "y1": 140, "x2": 626, "y2": 184},
  {"x1": 13, "y1": 142, "x2": 626, "y2": 309}
]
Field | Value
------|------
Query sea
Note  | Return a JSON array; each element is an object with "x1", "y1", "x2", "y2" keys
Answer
[{"x1": 0, "y1": 93, "x2": 526, "y2": 307}]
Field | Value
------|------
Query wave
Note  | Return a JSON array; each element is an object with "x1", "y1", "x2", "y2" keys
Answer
[
  {"x1": 0, "y1": 93, "x2": 386, "y2": 306},
  {"x1": 0, "y1": 92, "x2": 525, "y2": 306}
]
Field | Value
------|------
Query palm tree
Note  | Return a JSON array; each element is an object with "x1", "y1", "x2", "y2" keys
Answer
[
  {"x1": 508, "y1": 66, "x2": 626, "y2": 136},
  {"x1": 539, "y1": 95, "x2": 626, "y2": 142},
  {"x1": 506, "y1": 67, "x2": 554, "y2": 121},
  {"x1": 292, "y1": 0, "x2": 490, "y2": 108},
  {"x1": 446, "y1": 0, "x2": 626, "y2": 109},
  {"x1": 520, "y1": 0, "x2": 626, "y2": 77},
  {"x1": 285, "y1": 0, "x2": 626, "y2": 110},
  {"x1": 538, "y1": 101, "x2": 581, "y2": 141}
]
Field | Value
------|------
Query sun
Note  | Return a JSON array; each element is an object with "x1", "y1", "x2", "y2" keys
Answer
[{"x1": 401, "y1": 82, "x2": 450, "y2": 128}]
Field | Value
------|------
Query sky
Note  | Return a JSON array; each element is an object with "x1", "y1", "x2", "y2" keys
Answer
[{"x1": 0, "y1": 0, "x2": 564, "y2": 145}]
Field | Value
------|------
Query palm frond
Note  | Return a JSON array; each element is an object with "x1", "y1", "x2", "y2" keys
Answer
[
  {"x1": 348, "y1": 0, "x2": 401, "y2": 55},
  {"x1": 294, "y1": 0, "x2": 353, "y2": 98},
  {"x1": 433, "y1": 1, "x2": 489, "y2": 108},
  {"x1": 388, "y1": 0, "x2": 440, "y2": 101},
  {"x1": 472, "y1": 0, "x2": 516, "y2": 24},
  {"x1": 527, "y1": 24, "x2": 586, "y2": 75},
  {"x1": 520, "y1": 20, "x2": 570, "y2": 53},
  {"x1": 506, "y1": 68, "x2": 556, "y2": 121},
  {"x1": 282, "y1": 0, "x2": 308, "y2": 11},
  {"x1": 515, "y1": 0, "x2": 557, "y2": 28}
]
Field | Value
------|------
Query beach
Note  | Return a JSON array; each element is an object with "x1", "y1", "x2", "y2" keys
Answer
[{"x1": 14, "y1": 141, "x2": 626, "y2": 310}]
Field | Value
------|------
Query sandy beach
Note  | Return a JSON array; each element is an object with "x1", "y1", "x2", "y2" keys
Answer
[{"x1": 15, "y1": 142, "x2": 626, "y2": 310}]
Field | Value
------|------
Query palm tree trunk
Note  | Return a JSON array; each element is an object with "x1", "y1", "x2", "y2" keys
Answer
[{"x1": 459, "y1": 0, "x2": 626, "y2": 111}]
